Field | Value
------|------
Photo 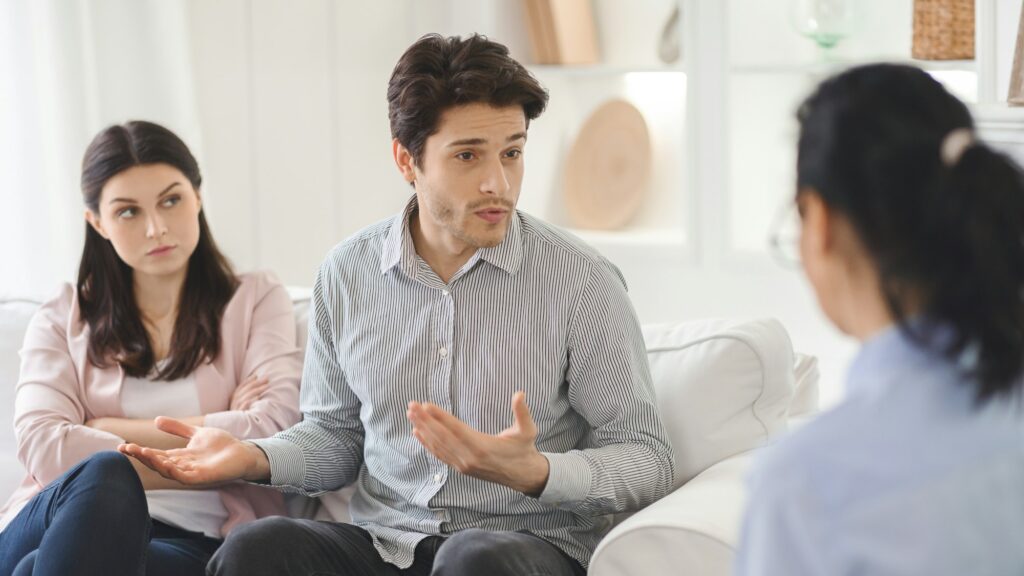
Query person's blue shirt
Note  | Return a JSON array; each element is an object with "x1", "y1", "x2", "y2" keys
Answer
[{"x1": 736, "y1": 322, "x2": 1024, "y2": 575}]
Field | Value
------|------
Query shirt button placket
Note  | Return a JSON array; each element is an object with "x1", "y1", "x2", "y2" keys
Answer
[{"x1": 429, "y1": 287, "x2": 454, "y2": 498}]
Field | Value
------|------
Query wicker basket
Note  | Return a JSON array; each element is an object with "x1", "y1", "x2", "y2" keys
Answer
[{"x1": 912, "y1": 0, "x2": 975, "y2": 60}]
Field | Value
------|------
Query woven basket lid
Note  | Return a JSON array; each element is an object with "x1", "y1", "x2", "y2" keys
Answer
[{"x1": 564, "y1": 99, "x2": 652, "y2": 230}]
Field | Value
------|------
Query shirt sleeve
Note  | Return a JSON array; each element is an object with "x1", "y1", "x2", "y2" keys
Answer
[
  {"x1": 537, "y1": 260, "x2": 675, "y2": 515},
  {"x1": 249, "y1": 258, "x2": 364, "y2": 496},
  {"x1": 203, "y1": 273, "x2": 303, "y2": 439}
]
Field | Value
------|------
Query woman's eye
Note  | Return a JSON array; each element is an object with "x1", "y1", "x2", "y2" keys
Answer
[
  {"x1": 162, "y1": 195, "x2": 181, "y2": 207},
  {"x1": 118, "y1": 207, "x2": 137, "y2": 219}
]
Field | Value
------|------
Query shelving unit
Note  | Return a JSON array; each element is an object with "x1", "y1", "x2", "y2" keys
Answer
[
  {"x1": 513, "y1": 0, "x2": 690, "y2": 257},
  {"x1": 719, "y1": 0, "x2": 1023, "y2": 270},
  {"x1": 469, "y1": 0, "x2": 1024, "y2": 271}
]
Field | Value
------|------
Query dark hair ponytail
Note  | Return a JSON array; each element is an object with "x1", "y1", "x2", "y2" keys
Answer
[
  {"x1": 78, "y1": 121, "x2": 238, "y2": 380},
  {"x1": 797, "y1": 63, "x2": 1024, "y2": 403}
]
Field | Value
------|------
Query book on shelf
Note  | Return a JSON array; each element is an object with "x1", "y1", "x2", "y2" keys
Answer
[{"x1": 523, "y1": 0, "x2": 600, "y2": 65}]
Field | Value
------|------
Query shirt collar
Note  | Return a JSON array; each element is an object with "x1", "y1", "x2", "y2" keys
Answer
[
  {"x1": 846, "y1": 318, "x2": 963, "y2": 398},
  {"x1": 379, "y1": 195, "x2": 418, "y2": 276},
  {"x1": 379, "y1": 194, "x2": 524, "y2": 277}
]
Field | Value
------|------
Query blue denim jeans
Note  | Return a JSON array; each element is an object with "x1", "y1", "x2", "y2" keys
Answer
[{"x1": 0, "y1": 451, "x2": 221, "y2": 576}]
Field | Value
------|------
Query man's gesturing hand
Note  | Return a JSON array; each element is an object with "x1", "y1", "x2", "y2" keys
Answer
[
  {"x1": 406, "y1": 391, "x2": 550, "y2": 496},
  {"x1": 118, "y1": 416, "x2": 271, "y2": 486}
]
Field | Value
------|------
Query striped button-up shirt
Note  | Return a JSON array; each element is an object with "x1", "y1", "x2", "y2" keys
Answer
[{"x1": 254, "y1": 197, "x2": 675, "y2": 569}]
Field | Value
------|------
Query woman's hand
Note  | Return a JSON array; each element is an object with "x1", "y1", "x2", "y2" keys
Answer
[
  {"x1": 230, "y1": 374, "x2": 270, "y2": 411},
  {"x1": 119, "y1": 416, "x2": 271, "y2": 485}
]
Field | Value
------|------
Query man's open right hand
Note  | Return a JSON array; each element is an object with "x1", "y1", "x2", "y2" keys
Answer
[{"x1": 118, "y1": 416, "x2": 271, "y2": 485}]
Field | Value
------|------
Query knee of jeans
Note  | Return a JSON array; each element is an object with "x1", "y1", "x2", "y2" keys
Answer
[
  {"x1": 71, "y1": 452, "x2": 146, "y2": 505},
  {"x1": 55, "y1": 451, "x2": 148, "y2": 530},
  {"x1": 11, "y1": 549, "x2": 38, "y2": 576},
  {"x1": 207, "y1": 516, "x2": 297, "y2": 576},
  {"x1": 434, "y1": 529, "x2": 523, "y2": 574}
]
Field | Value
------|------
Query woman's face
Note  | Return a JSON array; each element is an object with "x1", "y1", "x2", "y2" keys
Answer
[
  {"x1": 85, "y1": 163, "x2": 202, "y2": 280},
  {"x1": 799, "y1": 190, "x2": 850, "y2": 333}
]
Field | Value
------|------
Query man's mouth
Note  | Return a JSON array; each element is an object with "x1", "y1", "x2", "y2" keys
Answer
[{"x1": 475, "y1": 208, "x2": 508, "y2": 224}]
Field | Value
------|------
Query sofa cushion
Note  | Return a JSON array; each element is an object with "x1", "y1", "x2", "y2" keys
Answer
[
  {"x1": 0, "y1": 298, "x2": 42, "y2": 499},
  {"x1": 589, "y1": 450, "x2": 755, "y2": 576},
  {"x1": 643, "y1": 318, "x2": 796, "y2": 486}
]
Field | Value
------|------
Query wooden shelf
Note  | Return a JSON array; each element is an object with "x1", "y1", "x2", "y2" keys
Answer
[{"x1": 730, "y1": 58, "x2": 976, "y2": 77}]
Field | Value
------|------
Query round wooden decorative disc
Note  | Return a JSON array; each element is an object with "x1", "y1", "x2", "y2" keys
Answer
[{"x1": 564, "y1": 99, "x2": 652, "y2": 230}]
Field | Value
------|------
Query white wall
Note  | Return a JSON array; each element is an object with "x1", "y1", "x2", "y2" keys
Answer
[{"x1": 0, "y1": 0, "x2": 198, "y2": 297}]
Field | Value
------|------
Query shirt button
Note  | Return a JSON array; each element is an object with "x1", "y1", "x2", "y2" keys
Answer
[
  {"x1": 438, "y1": 347, "x2": 448, "y2": 358},
  {"x1": 433, "y1": 473, "x2": 442, "y2": 483},
  {"x1": 442, "y1": 290, "x2": 450, "y2": 297}
]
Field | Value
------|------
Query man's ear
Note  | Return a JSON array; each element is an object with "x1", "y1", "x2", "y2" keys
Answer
[
  {"x1": 393, "y1": 139, "x2": 417, "y2": 186},
  {"x1": 84, "y1": 209, "x2": 109, "y2": 239}
]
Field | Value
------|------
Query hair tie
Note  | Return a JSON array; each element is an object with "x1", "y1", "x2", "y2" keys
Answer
[{"x1": 941, "y1": 128, "x2": 974, "y2": 167}]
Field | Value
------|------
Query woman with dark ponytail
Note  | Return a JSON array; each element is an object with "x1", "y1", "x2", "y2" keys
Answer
[
  {"x1": 737, "y1": 64, "x2": 1024, "y2": 574},
  {"x1": 0, "y1": 121, "x2": 301, "y2": 575}
]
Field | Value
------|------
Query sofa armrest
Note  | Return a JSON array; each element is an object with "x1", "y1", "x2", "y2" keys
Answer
[{"x1": 589, "y1": 451, "x2": 754, "y2": 576}]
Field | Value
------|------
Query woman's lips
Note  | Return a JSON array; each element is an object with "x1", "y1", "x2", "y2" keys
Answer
[{"x1": 147, "y1": 245, "x2": 176, "y2": 256}]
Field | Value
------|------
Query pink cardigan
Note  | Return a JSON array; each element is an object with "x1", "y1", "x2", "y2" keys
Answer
[{"x1": 0, "y1": 271, "x2": 303, "y2": 536}]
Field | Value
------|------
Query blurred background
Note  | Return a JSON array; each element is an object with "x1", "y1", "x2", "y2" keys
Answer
[{"x1": 2, "y1": 0, "x2": 1023, "y2": 404}]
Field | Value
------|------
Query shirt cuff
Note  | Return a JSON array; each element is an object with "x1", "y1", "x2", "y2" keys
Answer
[
  {"x1": 248, "y1": 436, "x2": 306, "y2": 489},
  {"x1": 538, "y1": 451, "x2": 592, "y2": 507}
]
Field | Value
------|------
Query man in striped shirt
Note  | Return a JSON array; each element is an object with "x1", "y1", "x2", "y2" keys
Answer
[{"x1": 123, "y1": 33, "x2": 674, "y2": 576}]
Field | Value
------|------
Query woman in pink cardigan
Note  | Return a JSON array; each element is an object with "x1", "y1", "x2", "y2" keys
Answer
[{"x1": 0, "y1": 121, "x2": 302, "y2": 576}]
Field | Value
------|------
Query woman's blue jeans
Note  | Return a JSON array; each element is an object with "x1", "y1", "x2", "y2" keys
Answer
[{"x1": 0, "y1": 451, "x2": 220, "y2": 576}]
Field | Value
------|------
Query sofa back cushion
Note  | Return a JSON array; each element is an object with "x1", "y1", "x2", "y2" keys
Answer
[
  {"x1": 0, "y1": 290, "x2": 814, "y2": 524},
  {"x1": 643, "y1": 318, "x2": 797, "y2": 486},
  {"x1": 0, "y1": 298, "x2": 42, "y2": 498}
]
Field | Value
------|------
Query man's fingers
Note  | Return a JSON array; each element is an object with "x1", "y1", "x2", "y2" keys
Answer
[
  {"x1": 419, "y1": 403, "x2": 478, "y2": 443},
  {"x1": 120, "y1": 443, "x2": 209, "y2": 485},
  {"x1": 412, "y1": 426, "x2": 464, "y2": 470},
  {"x1": 510, "y1": 391, "x2": 536, "y2": 434},
  {"x1": 154, "y1": 416, "x2": 197, "y2": 439},
  {"x1": 120, "y1": 443, "x2": 177, "y2": 478}
]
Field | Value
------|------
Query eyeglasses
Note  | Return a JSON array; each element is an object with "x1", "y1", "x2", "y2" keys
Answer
[{"x1": 767, "y1": 199, "x2": 803, "y2": 269}]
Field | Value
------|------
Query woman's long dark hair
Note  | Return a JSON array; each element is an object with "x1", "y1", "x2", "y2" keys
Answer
[
  {"x1": 78, "y1": 121, "x2": 238, "y2": 380},
  {"x1": 797, "y1": 63, "x2": 1024, "y2": 403}
]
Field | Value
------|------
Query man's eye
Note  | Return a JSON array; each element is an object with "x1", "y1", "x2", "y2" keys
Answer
[{"x1": 456, "y1": 152, "x2": 475, "y2": 161}]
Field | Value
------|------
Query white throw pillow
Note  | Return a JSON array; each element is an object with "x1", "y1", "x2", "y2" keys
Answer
[{"x1": 643, "y1": 318, "x2": 796, "y2": 486}]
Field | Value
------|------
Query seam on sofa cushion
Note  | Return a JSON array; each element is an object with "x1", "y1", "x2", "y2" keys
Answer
[{"x1": 645, "y1": 332, "x2": 772, "y2": 441}]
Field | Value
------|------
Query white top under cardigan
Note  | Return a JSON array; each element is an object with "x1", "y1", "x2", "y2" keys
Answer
[{"x1": 121, "y1": 365, "x2": 229, "y2": 539}]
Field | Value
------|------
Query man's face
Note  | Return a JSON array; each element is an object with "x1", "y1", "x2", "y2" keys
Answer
[{"x1": 401, "y1": 103, "x2": 527, "y2": 250}]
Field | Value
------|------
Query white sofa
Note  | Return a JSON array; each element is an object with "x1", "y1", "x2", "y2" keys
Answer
[{"x1": 0, "y1": 290, "x2": 818, "y2": 575}]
